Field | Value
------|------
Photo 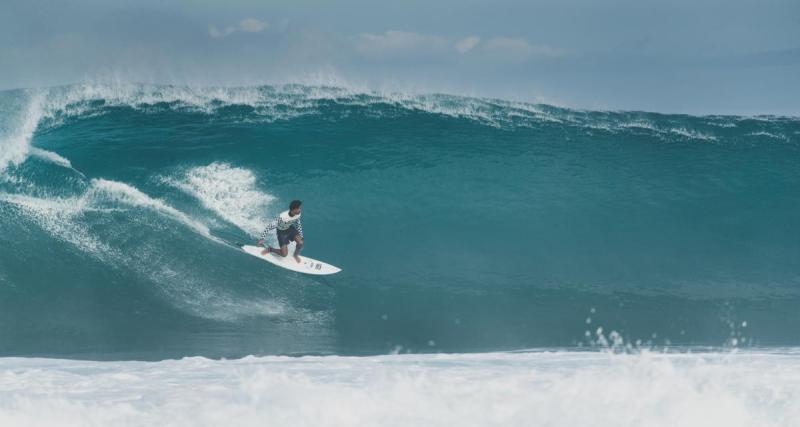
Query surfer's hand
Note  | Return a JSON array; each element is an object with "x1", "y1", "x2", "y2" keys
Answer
[{"x1": 257, "y1": 239, "x2": 265, "y2": 247}]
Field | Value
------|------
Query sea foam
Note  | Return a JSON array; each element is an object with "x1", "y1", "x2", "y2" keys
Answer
[
  {"x1": 0, "y1": 179, "x2": 305, "y2": 324},
  {"x1": 1, "y1": 350, "x2": 799, "y2": 427},
  {"x1": 86, "y1": 178, "x2": 213, "y2": 239},
  {"x1": 164, "y1": 163, "x2": 275, "y2": 236}
]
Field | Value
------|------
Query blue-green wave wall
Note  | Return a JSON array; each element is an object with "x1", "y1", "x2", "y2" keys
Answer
[{"x1": 0, "y1": 84, "x2": 798, "y2": 359}]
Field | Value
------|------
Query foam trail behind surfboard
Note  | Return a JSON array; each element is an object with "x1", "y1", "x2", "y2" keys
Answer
[{"x1": 163, "y1": 162, "x2": 275, "y2": 236}]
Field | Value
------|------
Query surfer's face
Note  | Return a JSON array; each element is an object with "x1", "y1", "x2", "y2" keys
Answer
[{"x1": 290, "y1": 206, "x2": 302, "y2": 216}]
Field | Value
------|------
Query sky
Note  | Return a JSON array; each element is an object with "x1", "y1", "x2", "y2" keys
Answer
[{"x1": 1, "y1": 0, "x2": 798, "y2": 115}]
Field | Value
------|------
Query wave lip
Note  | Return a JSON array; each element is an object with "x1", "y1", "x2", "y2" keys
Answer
[
  {"x1": 2, "y1": 82, "x2": 797, "y2": 167},
  {"x1": 3, "y1": 82, "x2": 574, "y2": 137},
  {"x1": 0, "y1": 92, "x2": 45, "y2": 172}
]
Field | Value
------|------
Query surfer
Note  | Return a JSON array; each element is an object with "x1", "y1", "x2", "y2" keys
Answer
[{"x1": 257, "y1": 200, "x2": 304, "y2": 263}]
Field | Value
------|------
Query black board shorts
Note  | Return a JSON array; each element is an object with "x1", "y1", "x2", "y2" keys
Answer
[{"x1": 276, "y1": 227, "x2": 299, "y2": 247}]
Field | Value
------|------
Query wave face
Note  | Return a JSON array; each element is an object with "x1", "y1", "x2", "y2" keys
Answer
[{"x1": 0, "y1": 83, "x2": 798, "y2": 359}]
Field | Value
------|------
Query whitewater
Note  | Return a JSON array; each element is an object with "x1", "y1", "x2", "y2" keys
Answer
[
  {"x1": 1, "y1": 83, "x2": 798, "y2": 426},
  {"x1": 2, "y1": 350, "x2": 800, "y2": 427}
]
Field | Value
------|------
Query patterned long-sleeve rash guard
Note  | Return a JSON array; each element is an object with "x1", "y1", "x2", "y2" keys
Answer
[{"x1": 260, "y1": 210, "x2": 304, "y2": 240}]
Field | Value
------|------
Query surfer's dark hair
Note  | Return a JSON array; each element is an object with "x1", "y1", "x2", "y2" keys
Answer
[{"x1": 290, "y1": 200, "x2": 302, "y2": 210}]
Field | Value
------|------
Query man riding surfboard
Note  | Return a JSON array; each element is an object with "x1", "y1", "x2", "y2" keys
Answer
[{"x1": 257, "y1": 200, "x2": 304, "y2": 263}]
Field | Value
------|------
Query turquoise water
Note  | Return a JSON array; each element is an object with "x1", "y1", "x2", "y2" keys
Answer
[{"x1": 0, "y1": 84, "x2": 798, "y2": 359}]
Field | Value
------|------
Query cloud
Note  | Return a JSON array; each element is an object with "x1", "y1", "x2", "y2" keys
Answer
[
  {"x1": 480, "y1": 37, "x2": 566, "y2": 59},
  {"x1": 350, "y1": 31, "x2": 566, "y2": 63},
  {"x1": 209, "y1": 25, "x2": 235, "y2": 39},
  {"x1": 238, "y1": 18, "x2": 268, "y2": 33},
  {"x1": 352, "y1": 31, "x2": 448, "y2": 58},
  {"x1": 209, "y1": 18, "x2": 268, "y2": 38},
  {"x1": 455, "y1": 36, "x2": 480, "y2": 54}
]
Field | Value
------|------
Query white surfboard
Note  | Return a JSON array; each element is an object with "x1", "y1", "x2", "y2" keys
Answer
[{"x1": 241, "y1": 244, "x2": 341, "y2": 275}]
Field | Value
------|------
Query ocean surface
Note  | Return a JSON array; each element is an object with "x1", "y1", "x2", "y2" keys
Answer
[{"x1": 0, "y1": 83, "x2": 798, "y2": 425}]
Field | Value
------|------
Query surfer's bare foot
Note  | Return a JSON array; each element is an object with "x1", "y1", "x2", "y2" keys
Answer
[
  {"x1": 261, "y1": 247, "x2": 272, "y2": 256},
  {"x1": 293, "y1": 254, "x2": 302, "y2": 263}
]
